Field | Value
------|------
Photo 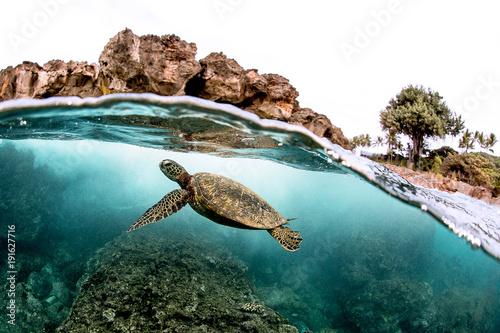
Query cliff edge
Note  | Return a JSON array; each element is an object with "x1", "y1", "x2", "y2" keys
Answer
[{"x1": 0, "y1": 29, "x2": 350, "y2": 149}]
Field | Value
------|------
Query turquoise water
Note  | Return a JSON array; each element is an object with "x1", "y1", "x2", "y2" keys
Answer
[{"x1": 0, "y1": 95, "x2": 499, "y2": 332}]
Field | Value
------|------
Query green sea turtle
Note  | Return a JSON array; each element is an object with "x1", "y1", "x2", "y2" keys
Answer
[{"x1": 127, "y1": 159, "x2": 302, "y2": 251}]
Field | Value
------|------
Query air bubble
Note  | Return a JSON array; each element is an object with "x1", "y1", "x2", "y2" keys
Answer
[
  {"x1": 341, "y1": 160, "x2": 351, "y2": 168},
  {"x1": 325, "y1": 149, "x2": 340, "y2": 160}
]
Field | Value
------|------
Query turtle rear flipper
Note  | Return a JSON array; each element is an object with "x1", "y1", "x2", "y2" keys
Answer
[
  {"x1": 127, "y1": 189, "x2": 189, "y2": 232},
  {"x1": 268, "y1": 226, "x2": 302, "y2": 251}
]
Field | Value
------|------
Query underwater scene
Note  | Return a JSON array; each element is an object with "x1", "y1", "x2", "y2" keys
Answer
[{"x1": 1, "y1": 95, "x2": 499, "y2": 333}]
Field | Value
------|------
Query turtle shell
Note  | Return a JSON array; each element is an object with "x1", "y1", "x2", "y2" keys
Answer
[{"x1": 189, "y1": 173, "x2": 287, "y2": 230}]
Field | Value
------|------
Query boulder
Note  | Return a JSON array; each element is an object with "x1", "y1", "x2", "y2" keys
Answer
[
  {"x1": 186, "y1": 52, "x2": 299, "y2": 122},
  {"x1": 290, "y1": 108, "x2": 350, "y2": 148},
  {"x1": 186, "y1": 52, "x2": 247, "y2": 104},
  {"x1": 58, "y1": 232, "x2": 297, "y2": 332},
  {"x1": 243, "y1": 72, "x2": 299, "y2": 121},
  {"x1": 0, "y1": 61, "x2": 41, "y2": 100},
  {"x1": 99, "y1": 28, "x2": 201, "y2": 96}
]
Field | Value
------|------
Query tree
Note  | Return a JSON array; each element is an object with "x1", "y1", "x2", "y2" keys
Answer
[
  {"x1": 475, "y1": 131, "x2": 486, "y2": 152},
  {"x1": 350, "y1": 134, "x2": 372, "y2": 150},
  {"x1": 485, "y1": 133, "x2": 498, "y2": 153},
  {"x1": 385, "y1": 130, "x2": 402, "y2": 163},
  {"x1": 431, "y1": 156, "x2": 442, "y2": 174},
  {"x1": 380, "y1": 84, "x2": 464, "y2": 165},
  {"x1": 459, "y1": 129, "x2": 475, "y2": 153},
  {"x1": 385, "y1": 130, "x2": 398, "y2": 152},
  {"x1": 441, "y1": 153, "x2": 500, "y2": 189},
  {"x1": 373, "y1": 136, "x2": 385, "y2": 154}
]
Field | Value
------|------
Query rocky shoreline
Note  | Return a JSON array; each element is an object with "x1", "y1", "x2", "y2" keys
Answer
[
  {"x1": 0, "y1": 29, "x2": 350, "y2": 149},
  {"x1": 383, "y1": 164, "x2": 500, "y2": 206}
]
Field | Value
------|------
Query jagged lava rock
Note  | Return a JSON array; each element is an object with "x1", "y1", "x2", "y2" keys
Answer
[
  {"x1": 290, "y1": 108, "x2": 350, "y2": 149},
  {"x1": 186, "y1": 52, "x2": 299, "y2": 122},
  {"x1": 58, "y1": 232, "x2": 297, "y2": 332},
  {"x1": 99, "y1": 28, "x2": 201, "y2": 96},
  {"x1": 0, "y1": 28, "x2": 350, "y2": 149},
  {"x1": 244, "y1": 72, "x2": 299, "y2": 122},
  {"x1": 187, "y1": 52, "x2": 247, "y2": 104},
  {"x1": 0, "y1": 60, "x2": 100, "y2": 100}
]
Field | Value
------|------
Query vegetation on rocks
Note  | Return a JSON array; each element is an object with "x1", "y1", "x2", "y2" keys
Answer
[{"x1": 440, "y1": 153, "x2": 500, "y2": 194}]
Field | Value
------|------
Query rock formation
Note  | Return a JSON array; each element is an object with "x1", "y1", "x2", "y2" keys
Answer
[
  {"x1": 0, "y1": 29, "x2": 350, "y2": 149},
  {"x1": 384, "y1": 164, "x2": 500, "y2": 206},
  {"x1": 99, "y1": 29, "x2": 201, "y2": 96},
  {"x1": 0, "y1": 60, "x2": 100, "y2": 99},
  {"x1": 57, "y1": 232, "x2": 298, "y2": 332}
]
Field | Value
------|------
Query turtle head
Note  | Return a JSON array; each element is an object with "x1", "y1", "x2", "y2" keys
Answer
[{"x1": 159, "y1": 159, "x2": 188, "y2": 183}]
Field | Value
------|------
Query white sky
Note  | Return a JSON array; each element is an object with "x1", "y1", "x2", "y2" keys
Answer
[{"x1": 1, "y1": 0, "x2": 499, "y2": 153}]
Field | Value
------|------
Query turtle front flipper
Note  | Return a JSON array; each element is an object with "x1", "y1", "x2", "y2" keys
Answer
[
  {"x1": 127, "y1": 189, "x2": 189, "y2": 232},
  {"x1": 268, "y1": 226, "x2": 303, "y2": 251}
]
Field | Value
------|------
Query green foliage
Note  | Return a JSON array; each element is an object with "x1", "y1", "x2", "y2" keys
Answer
[
  {"x1": 428, "y1": 146, "x2": 458, "y2": 160},
  {"x1": 380, "y1": 84, "x2": 464, "y2": 164},
  {"x1": 459, "y1": 129, "x2": 475, "y2": 153},
  {"x1": 373, "y1": 136, "x2": 384, "y2": 147},
  {"x1": 479, "y1": 152, "x2": 500, "y2": 169},
  {"x1": 350, "y1": 134, "x2": 372, "y2": 150},
  {"x1": 440, "y1": 153, "x2": 500, "y2": 192},
  {"x1": 431, "y1": 156, "x2": 442, "y2": 174},
  {"x1": 460, "y1": 129, "x2": 497, "y2": 153}
]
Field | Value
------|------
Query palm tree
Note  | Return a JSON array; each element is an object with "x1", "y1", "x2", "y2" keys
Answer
[
  {"x1": 485, "y1": 133, "x2": 498, "y2": 153},
  {"x1": 372, "y1": 136, "x2": 385, "y2": 155},
  {"x1": 350, "y1": 134, "x2": 373, "y2": 152},
  {"x1": 362, "y1": 134, "x2": 372, "y2": 148},
  {"x1": 459, "y1": 129, "x2": 475, "y2": 153},
  {"x1": 385, "y1": 131, "x2": 400, "y2": 163},
  {"x1": 475, "y1": 131, "x2": 487, "y2": 152},
  {"x1": 349, "y1": 136, "x2": 361, "y2": 150}
]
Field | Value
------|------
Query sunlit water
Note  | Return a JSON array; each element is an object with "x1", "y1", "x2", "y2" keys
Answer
[{"x1": 1, "y1": 94, "x2": 499, "y2": 332}]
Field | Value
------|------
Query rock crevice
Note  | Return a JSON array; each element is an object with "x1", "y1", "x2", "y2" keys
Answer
[{"x1": 0, "y1": 29, "x2": 350, "y2": 149}]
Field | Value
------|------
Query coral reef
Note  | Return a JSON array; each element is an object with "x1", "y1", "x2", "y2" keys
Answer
[
  {"x1": 0, "y1": 29, "x2": 350, "y2": 149},
  {"x1": 429, "y1": 287, "x2": 499, "y2": 333},
  {"x1": 0, "y1": 253, "x2": 77, "y2": 333},
  {"x1": 342, "y1": 282, "x2": 499, "y2": 333},
  {"x1": 343, "y1": 279, "x2": 435, "y2": 333},
  {"x1": 58, "y1": 231, "x2": 298, "y2": 332}
]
